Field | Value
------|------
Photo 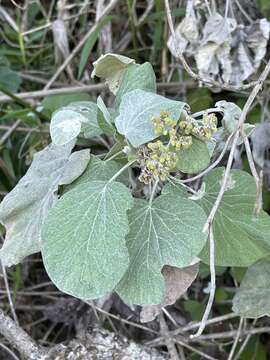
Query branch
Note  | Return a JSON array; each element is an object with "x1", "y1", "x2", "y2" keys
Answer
[
  {"x1": 0, "y1": 309, "x2": 44, "y2": 359},
  {"x1": 204, "y1": 60, "x2": 270, "y2": 234},
  {"x1": 0, "y1": 81, "x2": 195, "y2": 103},
  {"x1": 192, "y1": 227, "x2": 216, "y2": 337}
]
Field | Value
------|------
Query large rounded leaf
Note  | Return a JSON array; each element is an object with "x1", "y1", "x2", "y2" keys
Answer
[
  {"x1": 42, "y1": 180, "x2": 133, "y2": 299},
  {"x1": 116, "y1": 192, "x2": 207, "y2": 305},
  {"x1": 198, "y1": 168, "x2": 270, "y2": 266}
]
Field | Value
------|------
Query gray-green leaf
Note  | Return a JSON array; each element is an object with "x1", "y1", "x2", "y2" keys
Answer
[
  {"x1": 41, "y1": 180, "x2": 133, "y2": 299},
  {"x1": 115, "y1": 63, "x2": 157, "y2": 107},
  {"x1": 116, "y1": 192, "x2": 207, "y2": 305},
  {"x1": 176, "y1": 137, "x2": 211, "y2": 174},
  {"x1": 216, "y1": 100, "x2": 241, "y2": 134},
  {"x1": 67, "y1": 155, "x2": 127, "y2": 190},
  {"x1": 232, "y1": 256, "x2": 270, "y2": 318},
  {"x1": 0, "y1": 142, "x2": 89, "y2": 266},
  {"x1": 50, "y1": 101, "x2": 101, "y2": 145},
  {"x1": 115, "y1": 89, "x2": 187, "y2": 147},
  {"x1": 198, "y1": 168, "x2": 270, "y2": 266},
  {"x1": 91, "y1": 53, "x2": 135, "y2": 95},
  {"x1": 97, "y1": 96, "x2": 115, "y2": 136}
]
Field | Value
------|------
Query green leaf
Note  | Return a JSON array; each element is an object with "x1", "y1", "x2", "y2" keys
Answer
[
  {"x1": 67, "y1": 156, "x2": 127, "y2": 190},
  {"x1": 78, "y1": 16, "x2": 114, "y2": 78},
  {"x1": 188, "y1": 88, "x2": 212, "y2": 113},
  {"x1": 115, "y1": 63, "x2": 157, "y2": 107},
  {"x1": 184, "y1": 300, "x2": 205, "y2": 321},
  {"x1": 216, "y1": 100, "x2": 242, "y2": 134},
  {"x1": 91, "y1": 53, "x2": 135, "y2": 95},
  {"x1": 42, "y1": 93, "x2": 91, "y2": 113},
  {"x1": 0, "y1": 142, "x2": 90, "y2": 266},
  {"x1": 50, "y1": 101, "x2": 102, "y2": 145},
  {"x1": 59, "y1": 149, "x2": 90, "y2": 185},
  {"x1": 41, "y1": 180, "x2": 133, "y2": 299},
  {"x1": 0, "y1": 66, "x2": 22, "y2": 93},
  {"x1": 69, "y1": 101, "x2": 102, "y2": 139},
  {"x1": 232, "y1": 256, "x2": 270, "y2": 318},
  {"x1": 116, "y1": 192, "x2": 207, "y2": 305},
  {"x1": 176, "y1": 137, "x2": 211, "y2": 174},
  {"x1": 198, "y1": 168, "x2": 270, "y2": 266},
  {"x1": 115, "y1": 89, "x2": 187, "y2": 147},
  {"x1": 97, "y1": 96, "x2": 115, "y2": 136}
]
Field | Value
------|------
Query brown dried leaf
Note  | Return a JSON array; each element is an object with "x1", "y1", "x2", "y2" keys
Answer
[{"x1": 140, "y1": 263, "x2": 199, "y2": 323}]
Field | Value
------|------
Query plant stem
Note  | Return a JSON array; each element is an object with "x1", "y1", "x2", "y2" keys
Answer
[
  {"x1": 108, "y1": 159, "x2": 136, "y2": 183},
  {"x1": 149, "y1": 179, "x2": 159, "y2": 205}
]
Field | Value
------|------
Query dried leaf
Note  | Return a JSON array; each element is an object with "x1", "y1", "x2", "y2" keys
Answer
[{"x1": 140, "y1": 263, "x2": 199, "y2": 322}]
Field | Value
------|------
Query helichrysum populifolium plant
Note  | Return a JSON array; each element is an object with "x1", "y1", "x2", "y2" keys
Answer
[{"x1": 0, "y1": 53, "x2": 269, "y2": 318}]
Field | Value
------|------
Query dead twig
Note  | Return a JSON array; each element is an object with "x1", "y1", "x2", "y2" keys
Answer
[
  {"x1": 159, "y1": 313, "x2": 180, "y2": 360},
  {"x1": 0, "y1": 81, "x2": 195, "y2": 103},
  {"x1": 0, "y1": 309, "x2": 44, "y2": 359},
  {"x1": 242, "y1": 134, "x2": 263, "y2": 215},
  {"x1": 191, "y1": 227, "x2": 215, "y2": 338}
]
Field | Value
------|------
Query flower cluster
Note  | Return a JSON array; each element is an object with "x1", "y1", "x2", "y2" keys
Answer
[
  {"x1": 179, "y1": 113, "x2": 217, "y2": 141},
  {"x1": 152, "y1": 111, "x2": 177, "y2": 136},
  {"x1": 138, "y1": 140, "x2": 177, "y2": 184},
  {"x1": 138, "y1": 110, "x2": 217, "y2": 184}
]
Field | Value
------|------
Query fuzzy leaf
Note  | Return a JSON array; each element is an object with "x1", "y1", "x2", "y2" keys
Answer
[
  {"x1": 0, "y1": 142, "x2": 89, "y2": 266},
  {"x1": 50, "y1": 101, "x2": 101, "y2": 145},
  {"x1": 176, "y1": 137, "x2": 211, "y2": 174},
  {"x1": 115, "y1": 63, "x2": 157, "y2": 107},
  {"x1": 59, "y1": 149, "x2": 90, "y2": 185},
  {"x1": 232, "y1": 256, "x2": 270, "y2": 318},
  {"x1": 115, "y1": 89, "x2": 187, "y2": 147},
  {"x1": 140, "y1": 263, "x2": 199, "y2": 322},
  {"x1": 198, "y1": 168, "x2": 270, "y2": 266},
  {"x1": 216, "y1": 100, "x2": 242, "y2": 134},
  {"x1": 67, "y1": 156, "x2": 127, "y2": 190},
  {"x1": 91, "y1": 53, "x2": 135, "y2": 95},
  {"x1": 41, "y1": 180, "x2": 133, "y2": 299},
  {"x1": 116, "y1": 192, "x2": 207, "y2": 305},
  {"x1": 97, "y1": 96, "x2": 115, "y2": 136}
]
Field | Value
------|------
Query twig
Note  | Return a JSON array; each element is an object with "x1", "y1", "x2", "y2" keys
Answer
[
  {"x1": 0, "y1": 120, "x2": 21, "y2": 146},
  {"x1": 182, "y1": 313, "x2": 238, "y2": 332},
  {"x1": 187, "y1": 326, "x2": 270, "y2": 341},
  {"x1": 0, "y1": 81, "x2": 195, "y2": 103},
  {"x1": 0, "y1": 343, "x2": 20, "y2": 360},
  {"x1": 191, "y1": 60, "x2": 270, "y2": 337},
  {"x1": 159, "y1": 313, "x2": 180, "y2": 360},
  {"x1": 1, "y1": 261, "x2": 18, "y2": 325},
  {"x1": 203, "y1": 60, "x2": 270, "y2": 234},
  {"x1": 0, "y1": 84, "x2": 104, "y2": 103},
  {"x1": 234, "y1": 319, "x2": 257, "y2": 360},
  {"x1": 173, "y1": 339, "x2": 218, "y2": 360},
  {"x1": 0, "y1": 309, "x2": 44, "y2": 359},
  {"x1": 242, "y1": 134, "x2": 263, "y2": 215},
  {"x1": 191, "y1": 227, "x2": 215, "y2": 337},
  {"x1": 180, "y1": 133, "x2": 234, "y2": 184},
  {"x1": 43, "y1": 0, "x2": 120, "y2": 90},
  {"x1": 164, "y1": 0, "x2": 260, "y2": 92},
  {"x1": 228, "y1": 317, "x2": 244, "y2": 360}
]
